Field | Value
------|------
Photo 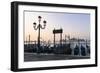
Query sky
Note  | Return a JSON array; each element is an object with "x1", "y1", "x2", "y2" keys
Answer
[{"x1": 24, "y1": 11, "x2": 90, "y2": 43}]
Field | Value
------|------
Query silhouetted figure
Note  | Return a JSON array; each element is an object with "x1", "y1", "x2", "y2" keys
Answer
[
  {"x1": 81, "y1": 45, "x2": 86, "y2": 56},
  {"x1": 86, "y1": 45, "x2": 90, "y2": 55},
  {"x1": 74, "y1": 45, "x2": 79, "y2": 55}
]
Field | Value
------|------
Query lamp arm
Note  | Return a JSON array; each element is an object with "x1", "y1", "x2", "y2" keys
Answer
[
  {"x1": 34, "y1": 26, "x2": 39, "y2": 30},
  {"x1": 40, "y1": 24, "x2": 46, "y2": 29}
]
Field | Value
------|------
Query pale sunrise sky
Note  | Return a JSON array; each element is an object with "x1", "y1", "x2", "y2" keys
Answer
[{"x1": 24, "y1": 11, "x2": 90, "y2": 42}]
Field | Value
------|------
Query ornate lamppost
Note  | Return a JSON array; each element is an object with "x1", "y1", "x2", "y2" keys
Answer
[{"x1": 33, "y1": 16, "x2": 47, "y2": 53}]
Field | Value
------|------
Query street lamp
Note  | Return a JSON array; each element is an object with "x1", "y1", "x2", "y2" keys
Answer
[{"x1": 33, "y1": 16, "x2": 47, "y2": 53}]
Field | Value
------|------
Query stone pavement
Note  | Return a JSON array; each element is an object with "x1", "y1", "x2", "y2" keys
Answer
[{"x1": 24, "y1": 53, "x2": 90, "y2": 62}]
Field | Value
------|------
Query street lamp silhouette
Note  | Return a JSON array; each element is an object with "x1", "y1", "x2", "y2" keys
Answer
[{"x1": 33, "y1": 16, "x2": 47, "y2": 53}]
